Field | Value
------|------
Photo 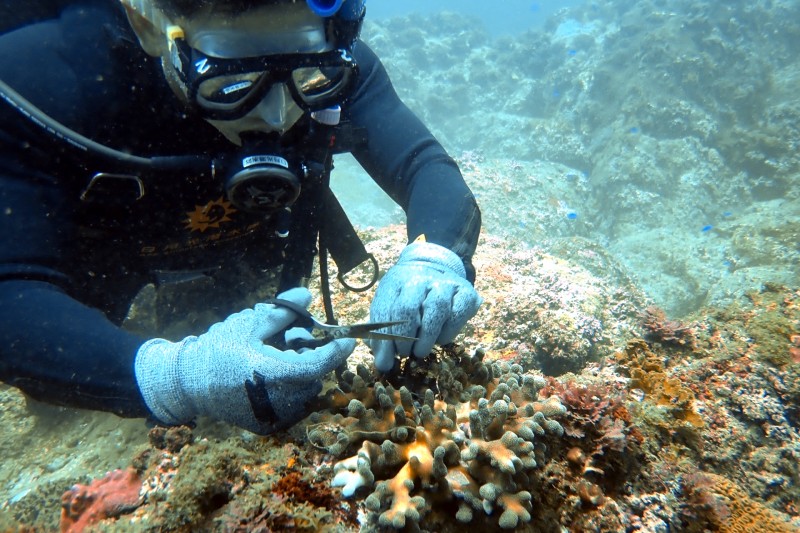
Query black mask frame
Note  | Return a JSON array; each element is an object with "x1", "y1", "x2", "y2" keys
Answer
[{"x1": 172, "y1": 38, "x2": 358, "y2": 120}]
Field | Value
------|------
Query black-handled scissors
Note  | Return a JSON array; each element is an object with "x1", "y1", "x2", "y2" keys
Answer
[{"x1": 267, "y1": 298, "x2": 418, "y2": 349}]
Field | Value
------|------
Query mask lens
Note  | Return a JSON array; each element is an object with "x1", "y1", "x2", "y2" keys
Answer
[
  {"x1": 291, "y1": 65, "x2": 351, "y2": 107},
  {"x1": 293, "y1": 66, "x2": 344, "y2": 95},
  {"x1": 197, "y1": 72, "x2": 263, "y2": 105}
]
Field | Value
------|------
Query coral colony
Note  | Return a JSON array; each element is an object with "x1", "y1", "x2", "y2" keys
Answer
[{"x1": 313, "y1": 349, "x2": 567, "y2": 529}]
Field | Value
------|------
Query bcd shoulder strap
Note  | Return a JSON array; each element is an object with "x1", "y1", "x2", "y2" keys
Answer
[{"x1": 322, "y1": 122, "x2": 377, "y2": 292}]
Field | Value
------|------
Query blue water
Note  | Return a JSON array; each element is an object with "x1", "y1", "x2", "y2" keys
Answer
[{"x1": 367, "y1": 0, "x2": 586, "y2": 36}]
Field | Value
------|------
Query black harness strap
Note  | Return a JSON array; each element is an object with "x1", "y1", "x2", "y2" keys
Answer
[
  {"x1": 279, "y1": 122, "x2": 375, "y2": 324},
  {"x1": 321, "y1": 189, "x2": 377, "y2": 291}
]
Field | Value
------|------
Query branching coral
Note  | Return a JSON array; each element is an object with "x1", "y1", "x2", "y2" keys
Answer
[{"x1": 309, "y1": 348, "x2": 567, "y2": 530}]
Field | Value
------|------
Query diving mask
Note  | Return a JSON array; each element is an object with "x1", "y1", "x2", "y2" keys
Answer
[
  {"x1": 122, "y1": 1, "x2": 361, "y2": 121},
  {"x1": 171, "y1": 38, "x2": 357, "y2": 120}
]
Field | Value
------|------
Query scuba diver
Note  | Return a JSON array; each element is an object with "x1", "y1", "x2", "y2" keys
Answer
[{"x1": 0, "y1": 0, "x2": 482, "y2": 435}]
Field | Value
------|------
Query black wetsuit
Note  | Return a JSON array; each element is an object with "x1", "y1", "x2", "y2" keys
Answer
[{"x1": 0, "y1": 1, "x2": 480, "y2": 417}]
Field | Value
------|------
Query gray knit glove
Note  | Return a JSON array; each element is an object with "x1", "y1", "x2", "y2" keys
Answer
[
  {"x1": 134, "y1": 287, "x2": 355, "y2": 434},
  {"x1": 369, "y1": 241, "x2": 482, "y2": 372}
]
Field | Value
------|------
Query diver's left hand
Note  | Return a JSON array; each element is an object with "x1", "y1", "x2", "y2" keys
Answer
[{"x1": 368, "y1": 241, "x2": 482, "y2": 372}]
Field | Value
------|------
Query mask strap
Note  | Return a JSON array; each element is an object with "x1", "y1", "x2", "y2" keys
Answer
[{"x1": 166, "y1": 25, "x2": 187, "y2": 74}]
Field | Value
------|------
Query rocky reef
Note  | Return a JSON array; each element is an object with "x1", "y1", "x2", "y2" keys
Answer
[{"x1": 2, "y1": 226, "x2": 798, "y2": 532}]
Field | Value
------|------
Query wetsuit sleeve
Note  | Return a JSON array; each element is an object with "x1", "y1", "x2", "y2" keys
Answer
[
  {"x1": 346, "y1": 41, "x2": 481, "y2": 281},
  {"x1": 0, "y1": 148, "x2": 149, "y2": 416},
  {"x1": 0, "y1": 281, "x2": 149, "y2": 417},
  {"x1": 0, "y1": 10, "x2": 151, "y2": 417}
]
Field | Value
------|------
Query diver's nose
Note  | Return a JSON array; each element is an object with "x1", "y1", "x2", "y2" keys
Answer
[{"x1": 253, "y1": 84, "x2": 295, "y2": 130}]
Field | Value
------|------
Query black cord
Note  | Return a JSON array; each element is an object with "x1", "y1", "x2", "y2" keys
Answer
[{"x1": 318, "y1": 236, "x2": 338, "y2": 325}]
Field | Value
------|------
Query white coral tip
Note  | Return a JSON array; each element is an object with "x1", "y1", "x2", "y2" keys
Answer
[{"x1": 331, "y1": 470, "x2": 367, "y2": 497}]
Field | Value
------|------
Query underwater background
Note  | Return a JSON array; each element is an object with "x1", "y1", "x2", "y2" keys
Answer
[
  {"x1": 2, "y1": 0, "x2": 799, "y2": 531},
  {"x1": 334, "y1": 0, "x2": 800, "y2": 318}
]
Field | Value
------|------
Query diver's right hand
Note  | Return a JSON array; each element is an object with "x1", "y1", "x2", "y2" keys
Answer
[{"x1": 134, "y1": 287, "x2": 355, "y2": 434}]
